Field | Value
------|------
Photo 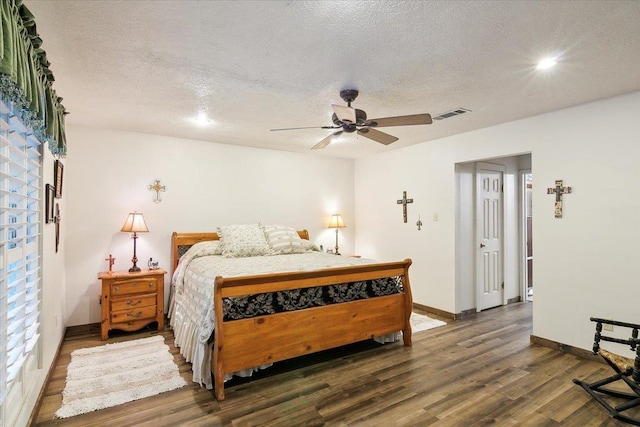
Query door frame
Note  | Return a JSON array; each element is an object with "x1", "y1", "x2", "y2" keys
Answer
[
  {"x1": 519, "y1": 169, "x2": 532, "y2": 302},
  {"x1": 475, "y1": 162, "x2": 506, "y2": 312}
]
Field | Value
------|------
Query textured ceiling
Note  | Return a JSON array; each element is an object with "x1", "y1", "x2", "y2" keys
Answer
[{"x1": 25, "y1": 1, "x2": 640, "y2": 158}]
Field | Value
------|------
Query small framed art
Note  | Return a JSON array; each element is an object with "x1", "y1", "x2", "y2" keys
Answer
[
  {"x1": 46, "y1": 184, "x2": 55, "y2": 223},
  {"x1": 54, "y1": 160, "x2": 64, "y2": 198}
]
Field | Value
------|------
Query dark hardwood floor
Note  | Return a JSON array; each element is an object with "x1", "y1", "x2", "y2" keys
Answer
[{"x1": 32, "y1": 303, "x2": 636, "y2": 426}]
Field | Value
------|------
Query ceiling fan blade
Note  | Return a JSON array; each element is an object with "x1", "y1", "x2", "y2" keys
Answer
[
  {"x1": 311, "y1": 131, "x2": 343, "y2": 150},
  {"x1": 367, "y1": 113, "x2": 433, "y2": 127},
  {"x1": 331, "y1": 104, "x2": 356, "y2": 124},
  {"x1": 271, "y1": 125, "x2": 339, "y2": 131},
  {"x1": 357, "y1": 128, "x2": 398, "y2": 145}
]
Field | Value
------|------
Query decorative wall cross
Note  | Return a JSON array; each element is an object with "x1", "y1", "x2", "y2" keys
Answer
[
  {"x1": 547, "y1": 179, "x2": 572, "y2": 218},
  {"x1": 148, "y1": 179, "x2": 166, "y2": 203},
  {"x1": 396, "y1": 191, "x2": 414, "y2": 223}
]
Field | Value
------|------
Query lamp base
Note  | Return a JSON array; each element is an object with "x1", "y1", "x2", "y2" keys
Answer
[{"x1": 129, "y1": 250, "x2": 140, "y2": 273}]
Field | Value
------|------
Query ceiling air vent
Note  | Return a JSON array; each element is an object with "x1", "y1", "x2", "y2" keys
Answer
[{"x1": 432, "y1": 108, "x2": 471, "y2": 121}]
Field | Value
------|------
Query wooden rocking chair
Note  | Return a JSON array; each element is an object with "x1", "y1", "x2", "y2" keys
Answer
[{"x1": 573, "y1": 317, "x2": 640, "y2": 425}]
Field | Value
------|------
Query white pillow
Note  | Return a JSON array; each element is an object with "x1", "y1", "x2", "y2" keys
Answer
[
  {"x1": 189, "y1": 240, "x2": 222, "y2": 256},
  {"x1": 262, "y1": 225, "x2": 306, "y2": 254},
  {"x1": 218, "y1": 224, "x2": 271, "y2": 257},
  {"x1": 300, "y1": 239, "x2": 320, "y2": 252}
]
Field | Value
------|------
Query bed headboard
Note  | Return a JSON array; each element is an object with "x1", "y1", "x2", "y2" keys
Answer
[{"x1": 171, "y1": 230, "x2": 310, "y2": 273}]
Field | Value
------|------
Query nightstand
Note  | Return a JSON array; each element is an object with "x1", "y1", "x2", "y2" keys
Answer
[{"x1": 98, "y1": 269, "x2": 166, "y2": 340}]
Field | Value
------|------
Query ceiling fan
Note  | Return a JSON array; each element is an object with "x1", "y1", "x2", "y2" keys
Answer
[{"x1": 271, "y1": 89, "x2": 433, "y2": 150}]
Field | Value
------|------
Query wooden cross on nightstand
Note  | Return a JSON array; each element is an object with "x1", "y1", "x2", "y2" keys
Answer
[
  {"x1": 104, "y1": 254, "x2": 115, "y2": 273},
  {"x1": 547, "y1": 179, "x2": 572, "y2": 218},
  {"x1": 396, "y1": 191, "x2": 413, "y2": 223}
]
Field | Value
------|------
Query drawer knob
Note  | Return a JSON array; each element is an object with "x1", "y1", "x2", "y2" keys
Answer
[
  {"x1": 149, "y1": 282, "x2": 154, "y2": 287},
  {"x1": 127, "y1": 300, "x2": 142, "y2": 306},
  {"x1": 114, "y1": 286, "x2": 120, "y2": 291},
  {"x1": 127, "y1": 311, "x2": 143, "y2": 318}
]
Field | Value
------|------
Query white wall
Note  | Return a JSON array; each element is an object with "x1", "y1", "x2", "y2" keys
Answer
[
  {"x1": 63, "y1": 126, "x2": 355, "y2": 326},
  {"x1": 454, "y1": 162, "x2": 475, "y2": 312},
  {"x1": 355, "y1": 91, "x2": 640, "y2": 350}
]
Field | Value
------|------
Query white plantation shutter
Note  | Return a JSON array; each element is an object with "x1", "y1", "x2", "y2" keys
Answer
[{"x1": 0, "y1": 98, "x2": 42, "y2": 405}]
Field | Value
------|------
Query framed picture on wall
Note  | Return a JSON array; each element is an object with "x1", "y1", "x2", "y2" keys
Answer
[
  {"x1": 54, "y1": 160, "x2": 64, "y2": 198},
  {"x1": 46, "y1": 184, "x2": 55, "y2": 223}
]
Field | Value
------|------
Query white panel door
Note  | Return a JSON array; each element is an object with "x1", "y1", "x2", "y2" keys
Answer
[{"x1": 476, "y1": 169, "x2": 503, "y2": 310}]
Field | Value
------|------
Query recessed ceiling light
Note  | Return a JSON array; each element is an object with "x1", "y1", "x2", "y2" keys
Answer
[
  {"x1": 189, "y1": 112, "x2": 214, "y2": 126},
  {"x1": 536, "y1": 56, "x2": 558, "y2": 71}
]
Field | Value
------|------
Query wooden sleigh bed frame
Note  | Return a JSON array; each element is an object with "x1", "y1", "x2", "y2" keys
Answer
[{"x1": 171, "y1": 231, "x2": 413, "y2": 400}]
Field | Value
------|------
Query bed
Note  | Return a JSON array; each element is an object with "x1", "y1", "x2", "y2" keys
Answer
[{"x1": 169, "y1": 225, "x2": 413, "y2": 400}]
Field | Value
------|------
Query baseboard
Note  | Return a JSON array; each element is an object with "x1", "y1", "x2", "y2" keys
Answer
[
  {"x1": 64, "y1": 322, "x2": 100, "y2": 338},
  {"x1": 413, "y1": 303, "x2": 455, "y2": 320},
  {"x1": 530, "y1": 335, "x2": 602, "y2": 363},
  {"x1": 413, "y1": 303, "x2": 482, "y2": 320},
  {"x1": 457, "y1": 308, "x2": 478, "y2": 319},
  {"x1": 27, "y1": 326, "x2": 68, "y2": 425},
  {"x1": 414, "y1": 299, "x2": 523, "y2": 320}
]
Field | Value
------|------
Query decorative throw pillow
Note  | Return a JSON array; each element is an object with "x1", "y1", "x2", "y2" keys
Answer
[
  {"x1": 299, "y1": 239, "x2": 320, "y2": 252},
  {"x1": 189, "y1": 240, "x2": 222, "y2": 257},
  {"x1": 262, "y1": 225, "x2": 306, "y2": 254},
  {"x1": 218, "y1": 224, "x2": 271, "y2": 258},
  {"x1": 177, "y1": 240, "x2": 222, "y2": 264}
]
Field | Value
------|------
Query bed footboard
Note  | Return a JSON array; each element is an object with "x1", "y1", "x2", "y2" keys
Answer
[{"x1": 212, "y1": 259, "x2": 413, "y2": 400}]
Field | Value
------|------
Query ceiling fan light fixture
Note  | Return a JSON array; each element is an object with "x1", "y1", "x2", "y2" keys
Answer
[{"x1": 331, "y1": 104, "x2": 356, "y2": 124}]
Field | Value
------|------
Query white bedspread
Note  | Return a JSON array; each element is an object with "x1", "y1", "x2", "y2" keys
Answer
[{"x1": 169, "y1": 249, "x2": 379, "y2": 388}]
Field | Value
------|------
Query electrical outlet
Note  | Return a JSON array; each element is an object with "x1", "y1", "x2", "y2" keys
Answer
[
  {"x1": 55, "y1": 314, "x2": 58, "y2": 327},
  {"x1": 603, "y1": 323, "x2": 614, "y2": 332},
  {"x1": 433, "y1": 213, "x2": 438, "y2": 222}
]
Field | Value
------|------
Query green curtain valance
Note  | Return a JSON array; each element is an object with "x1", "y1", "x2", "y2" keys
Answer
[{"x1": 0, "y1": 0, "x2": 67, "y2": 156}]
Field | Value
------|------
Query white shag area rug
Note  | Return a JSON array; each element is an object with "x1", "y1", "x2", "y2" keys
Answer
[
  {"x1": 55, "y1": 335, "x2": 187, "y2": 419},
  {"x1": 410, "y1": 312, "x2": 447, "y2": 333}
]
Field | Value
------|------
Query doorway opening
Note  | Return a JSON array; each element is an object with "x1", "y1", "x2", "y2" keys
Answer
[{"x1": 455, "y1": 153, "x2": 531, "y2": 316}]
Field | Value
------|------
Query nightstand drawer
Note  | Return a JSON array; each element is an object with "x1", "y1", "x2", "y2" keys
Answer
[
  {"x1": 111, "y1": 304, "x2": 157, "y2": 324},
  {"x1": 111, "y1": 293, "x2": 156, "y2": 312},
  {"x1": 111, "y1": 278, "x2": 158, "y2": 296}
]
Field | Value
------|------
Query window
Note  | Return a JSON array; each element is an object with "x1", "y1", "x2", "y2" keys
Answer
[{"x1": 0, "y1": 98, "x2": 42, "y2": 405}]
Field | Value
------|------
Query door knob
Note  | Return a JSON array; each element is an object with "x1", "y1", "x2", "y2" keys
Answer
[{"x1": 480, "y1": 243, "x2": 486, "y2": 248}]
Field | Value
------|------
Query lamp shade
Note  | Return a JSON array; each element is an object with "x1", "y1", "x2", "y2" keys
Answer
[
  {"x1": 120, "y1": 212, "x2": 149, "y2": 233},
  {"x1": 328, "y1": 214, "x2": 346, "y2": 229}
]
